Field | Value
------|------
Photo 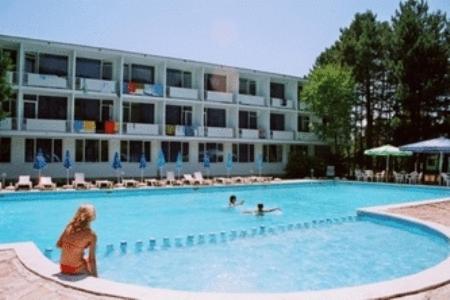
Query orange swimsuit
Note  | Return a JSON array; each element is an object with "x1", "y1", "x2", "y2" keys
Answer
[{"x1": 60, "y1": 241, "x2": 88, "y2": 274}]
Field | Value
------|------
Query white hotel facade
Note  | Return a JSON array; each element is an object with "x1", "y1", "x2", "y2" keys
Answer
[{"x1": 0, "y1": 35, "x2": 326, "y2": 180}]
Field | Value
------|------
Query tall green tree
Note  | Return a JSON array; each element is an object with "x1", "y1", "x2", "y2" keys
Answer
[
  {"x1": 0, "y1": 51, "x2": 13, "y2": 120},
  {"x1": 391, "y1": 0, "x2": 450, "y2": 143},
  {"x1": 301, "y1": 64, "x2": 356, "y2": 165}
]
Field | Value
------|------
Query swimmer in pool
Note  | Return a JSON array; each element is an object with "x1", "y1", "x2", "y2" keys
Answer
[
  {"x1": 228, "y1": 195, "x2": 244, "y2": 207},
  {"x1": 243, "y1": 203, "x2": 281, "y2": 216}
]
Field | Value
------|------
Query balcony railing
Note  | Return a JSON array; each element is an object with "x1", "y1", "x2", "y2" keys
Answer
[
  {"x1": 205, "y1": 90, "x2": 233, "y2": 103},
  {"x1": 271, "y1": 130, "x2": 294, "y2": 140},
  {"x1": 167, "y1": 86, "x2": 198, "y2": 100},
  {"x1": 238, "y1": 94, "x2": 265, "y2": 106},
  {"x1": 124, "y1": 123, "x2": 159, "y2": 135},
  {"x1": 198, "y1": 126, "x2": 234, "y2": 138},
  {"x1": 6, "y1": 71, "x2": 18, "y2": 85},
  {"x1": 77, "y1": 77, "x2": 117, "y2": 94},
  {"x1": 73, "y1": 120, "x2": 118, "y2": 134},
  {"x1": 239, "y1": 128, "x2": 259, "y2": 139},
  {"x1": 271, "y1": 98, "x2": 294, "y2": 109},
  {"x1": 297, "y1": 131, "x2": 319, "y2": 141},
  {"x1": 24, "y1": 118, "x2": 68, "y2": 132},
  {"x1": 165, "y1": 125, "x2": 196, "y2": 137},
  {"x1": 123, "y1": 82, "x2": 164, "y2": 97},
  {"x1": 23, "y1": 73, "x2": 69, "y2": 89},
  {"x1": 0, "y1": 117, "x2": 17, "y2": 130}
]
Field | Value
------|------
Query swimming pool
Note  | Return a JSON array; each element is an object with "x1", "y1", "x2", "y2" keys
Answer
[{"x1": 1, "y1": 181, "x2": 449, "y2": 292}]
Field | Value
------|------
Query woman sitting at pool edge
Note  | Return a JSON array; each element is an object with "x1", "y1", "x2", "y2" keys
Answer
[
  {"x1": 56, "y1": 204, "x2": 98, "y2": 277},
  {"x1": 243, "y1": 203, "x2": 281, "y2": 216},
  {"x1": 229, "y1": 195, "x2": 245, "y2": 207}
]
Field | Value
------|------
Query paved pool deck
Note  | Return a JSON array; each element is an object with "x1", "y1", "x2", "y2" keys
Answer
[{"x1": 1, "y1": 185, "x2": 450, "y2": 299}]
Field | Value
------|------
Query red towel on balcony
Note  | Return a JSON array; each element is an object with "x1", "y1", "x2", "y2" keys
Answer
[
  {"x1": 104, "y1": 121, "x2": 116, "y2": 134},
  {"x1": 128, "y1": 82, "x2": 137, "y2": 93}
]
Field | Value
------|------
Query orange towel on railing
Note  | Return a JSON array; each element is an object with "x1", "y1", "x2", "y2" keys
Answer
[
  {"x1": 104, "y1": 121, "x2": 116, "y2": 134},
  {"x1": 83, "y1": 121, "x2": 96, "y2": 133},
  {"x1": 128, "y1": 82, "x2": 137, "y2": 93}
]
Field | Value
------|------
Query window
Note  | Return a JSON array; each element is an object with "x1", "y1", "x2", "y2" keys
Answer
[
  {"x1": 205, "y1": 74, "x2": 226, "y2": 92},
  {"x1": 39, "y1": 54, "x2": 68, "y2": 76},
  {"x1": 298, "y1": 115, "x2": 310, "y2": 132},
  {"x1": 270, "y1": 113, "x2": 285, "y2": 131},
  {"x1": 76, "y1": 58, "x2": 101, "y2": 79},
  {"x1": 102, "y1": 62, "x2": 113, "y2": 80},
  {"x1": 2, "y1": 93, "x2": 16, "y2": 118},
  {"x1": 298, "y1": 84, "x2": 303, "y2": 101},
  {"x1": 124, "y1": 64, "x2": 154, "y2": 84},
  {"x1": 204, "y1": 108, "x2": 226, "y2": 127},
  {"x1": 120, "y1": 140, "x2": 151, "y2": 162},
  {"x1": 239, "y1": 78, "x2": 256, "y2": 95},
  {"x1": 270, "y1": 82, "x2": 285, "y2": 99},
  {"x1": 167, "y1": 69, "x2": 192, "y2": 88},
  {"x1": 232, "y1": 144, "x2": 254, "y2": 163},
  {"x1": 263, "y1": 145, "x2": 283, "y2": 162},
  {"x1": 239, "y1": 111, "x2": 257, "y2": 129},
  {"x1": 23, "y1": 95, "x2": 67, "y2": 120},
  {"x1": 161, "y1": 141, "x2": 189, "y2": 162},
  {"x1": 166, "y1": 105, "x2": 192, "y2": 126},
  {"x1": 24, "y1": 138, "x2": 62, "y2": 163},
  {"x1": 75, "y1": 99, "x2": 113, "y2": 122},
  {"x1": 75, "y1": 140, "x2": 108, "y2": 162},
  {"x1": 0, "y1": 138, "x2": 11, "y2": 162},
  {"x1": 25, "y1": 53, "x2": 36, "y2": 73},
  {"x1": 290, "y1": 145, "x2": 308, "y2": 156},
  {"x1": 123, "y1": 102, "x2": 154, "y2": 123},
  {"x1": 198, "y1": 143, "x2": 224, "y2": 163}
]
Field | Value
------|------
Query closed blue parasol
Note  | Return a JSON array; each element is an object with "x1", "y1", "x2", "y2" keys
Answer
[
  {"x1": 203, "y1": 152, "x2": 211, "y2": 178},
  {"x1": 175, "y1": 152, "x2": 183, "y2": 178},
  {"x1": 33, "y1": 148, "x2": 47, "y2": 178},
  {"x1": 112, "y1": 152, "x2": 122, "y2": 183},
  {"x1": 138, "y1": 153, "x2": 147, "y2": 182},
  {"x1": 158, "y1": 150, "x2": 166, "y2": 179},
  {"x1": 63, "y1": 150, "x2": 73, "y2": 185},
  {"x1": 226, "y1": 153, "x2": 233, "y2": 177},
  {"x1": 256, "y1": 153, "x2": 263, "y2": 176}
]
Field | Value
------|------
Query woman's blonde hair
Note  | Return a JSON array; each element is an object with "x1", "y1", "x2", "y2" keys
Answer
[{"x1": 64, "y1": 204, "x2": 96, "y2": 234}]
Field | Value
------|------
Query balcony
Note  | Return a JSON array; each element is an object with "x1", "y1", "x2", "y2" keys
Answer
[
  {"x1": 0, "y1": 117, "x2": 14, "y2": 130},
  {"x1": 124, "y1": 123, "x2": 159, "y2": 135},
  {"x1": 271, "y1": 98, "x2": 294, "y2": 109},
  {"x1": 6, "y1": 71, "x2": 18, "y2": 85},
  {"x1": 271, "y1": 130, "x2": 294, "y2": 140},
  {"x1": 239, "y1": 128, "x2": 259, "y2": 139},
  {"x1": 24, "y1": 118, "x2": 67, "y2": 132},
  {"x1": 165, "y1": 125, "x2": 196, "y2": 137},
  {"x1": 73, "y1": 120, "x2": 118, "y2": 134},
  {"x1": 297, "y1": 131, "x2": 319, "y2": 141},
  {"x1": 198, "y1": 126, "x2": 234, "y2": 138},
  {"x1": 77, "y1": 78, "x2": 116, "y2": 94},
  {"x1": 167, "y1": 87, "x2": 198, "y2": 100},
  {"x1": 205, "y1": 91, "x2": 233, "y2": 103},
  {"x1": 23, "y1": 73, "x2": 69, "y2": 89},
  {"x1": 123, "y1": 82, "x2": 164, "y2": 97},
  {"x1": 238, "y1": 94, "x2": 265, "y2": 106}
]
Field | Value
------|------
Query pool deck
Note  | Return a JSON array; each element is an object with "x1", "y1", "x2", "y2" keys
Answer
[{"x1": 1, "y1": 181, "x2": 450, "y2": 299}]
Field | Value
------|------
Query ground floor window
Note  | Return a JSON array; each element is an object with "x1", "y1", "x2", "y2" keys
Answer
[
  {"x1": 120, "y1": 140, "x2": 151, "y2": 162},
  {"x1": 232, "y1": 143, "x2": 254, "y2": 162},
  {"x1": 198, "y1": 143, "x2": 224, "y2": 163},
  {"x1": 263, "y1": 145, "x2": 283, "y2": 162},
  {"x1": 75, "y1": 139, "x2": 108, "y2": 162},
  {"x1": 0, "y1": 138, "x2": 11, "y2": 162},
  {"x1": 290, "y1": 145, "x2": 308, "y2": 156},
  {"x1": 161, "y1": 141, "x2": 189, "y2": 162},
  {"x1": 25, "y1": 138, "x2": 62, "y2": 163}
]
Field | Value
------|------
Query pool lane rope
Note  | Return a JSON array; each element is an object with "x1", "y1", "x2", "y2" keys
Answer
[{"x1": 43, "y1": 215, "x2": 360, "y2": 259}]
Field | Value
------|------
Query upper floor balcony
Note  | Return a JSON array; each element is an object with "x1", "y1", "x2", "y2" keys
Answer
[
  {"x1": 296, "y1": 131, "x2": 319, "y2": 142},
  {"x1": 198, "y1": 126, "x2": 234, "y2": 138},
  {"x1": 271, "y1": 130, "x2": 295, "y2": 140},
  {"x1": 271, "y1": 97, "x2": 294, "y2": 109},
  {"x1": 205, "y1": 90, "x2": 233, "y2": 103},
  {"x1": 5, "y1": 71, "x2": 18, "y2": 86},
  {"x1": 0, "y1": 117, "x2": 16, "y2": 131},
  {"x1": 123, "y1": 82, "x2": 164, "y2": 97},
  {"x1": 124, "y1": 122, "x2": 159, "y2": 135},
  {"x1": 167, "y1": 86, "x2": 199, "y2": 100},
  {"x1": 23, "y1": 72, "x2": 69, "y2": 89},
  {"x1": 76, "y1": 77, "x2": 117, "y2": 94},
  {"x1": 23, "y1": 118, "x2": 69, "y2": 132},
  {"x1": 237, "y1": 94, "x2": 265, "y2": 106}
]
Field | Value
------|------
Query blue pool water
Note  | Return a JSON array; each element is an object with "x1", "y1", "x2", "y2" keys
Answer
[{"x1": 0, "y1": 181, "x2": 449, "y2": 292}]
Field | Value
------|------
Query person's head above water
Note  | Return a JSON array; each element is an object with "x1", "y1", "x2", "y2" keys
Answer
[
  {"x1": 65, "y1": 204, "x2": 96, "y2": 234},
  {"x1": 229, "y1": 195, "x2": 236, "y2": 204},
  {"x1": 257, "y1": 203, "x2": 264, "y2": 211}
]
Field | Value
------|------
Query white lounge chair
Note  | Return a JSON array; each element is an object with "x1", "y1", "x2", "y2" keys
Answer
[
  {"x1": 363, "y1": 170, "x2": 374, "y2": 182},
  {"x1": 73, "y1": 173, "x2": 90, "y2": 189},
  {"x1": 326, "y1": 165, "x2": 335, "y2": 178},
  {"x1": 122, "y1": 179, "x2": 138, "y2": 188},
  {"x1": 144, "y1": 178, "x2": 159, "y2": 186},
  {"x1": 393, "y1": 171, "x2": 405, "y2": 183},
  {"x1": 35, "y1": 176, "x2": 56, "y2": 190},
  {"x1": 375, "y1": 171, "x2": 385, "y2": 182},
  {"x1": 166, "y1": 171, "x2": 182, "y2": 186},
  {"x1": 354, "y1": 169, "x2": 364, "y2": 181},
  {"x1": 193, "y1": 172, "x2": 213, "y2": 185},
  {"x1": 95, "y1": 180, "x2": 113, "y2": 189},
  {"x1": 407, "y1": 171, "x2": 419, "y2": 184},
  {"x1": 15, "y1": 176, "x2": 32, "y2": 190},
  {"x1": 183, "y1": 174, "x2": 198, "y2": 185},
  {"x1": 440, "y1": 173, "x2": 450, "y2": 187}
]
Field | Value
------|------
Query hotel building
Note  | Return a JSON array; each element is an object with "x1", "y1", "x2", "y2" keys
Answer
[{"x1": 0, "y1": 35, "x2": 326, "y2": 180}]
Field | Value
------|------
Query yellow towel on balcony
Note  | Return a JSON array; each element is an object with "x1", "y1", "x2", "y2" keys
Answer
[{"x1": 83, "y1": 121, "x2": 96, "y2": 133}]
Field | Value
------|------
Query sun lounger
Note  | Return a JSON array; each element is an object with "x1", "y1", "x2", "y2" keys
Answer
[
  {"x1": 95, "y1": 180, "x2": 113, "y2": 189},
  {"x1": 15, "y1": 176, "x2": 32, "y2": 190},
  {"x1": 122, "y1": 179, "x2": 138, "y2": 188},
  {"x1": 166, "y1": 171, "x2": 182, "y2": 186},
  {"x1": 214, "y1": 177, "x2": 232, "y2": 184},
  {"x1": 35, "y1": 176, "x2": 57, "y2": 190},
  {"x1": 193, "y1": 172, "x2": 213, "y2": 185},
  {"x1": 144, "y1": 178, "x2": 159, "y2": 186},
  {"x1": 441, "y1": 173, "x2": 450, "y2": 187},
  {"x1": 183, "y1": 174, "x2": 197, "y2": 185},
  {"x1": 73, "y1": 173, "x2": 91, "y2": 189}
]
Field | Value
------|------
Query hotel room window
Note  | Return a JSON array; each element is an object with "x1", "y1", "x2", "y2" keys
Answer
[
  {"x1": 2, "y1": 94, "x2": 16, "y2": 119},
  {"x1": 198, "y1": 143, "x2": 224, "y2": 163},
  {"x1": 239, "y1": 111, "x2": 257, "y2": 129},
  {"x1": 270, "y1": 82, "x2": 285, "y2": 99},
  {"x1": 124, "y1": 64, "x2": 154, "y2": 84},
  {"x1": 239, "y1": 78, "x2": 256, "y2": 95},
  {"x1": 25, "y1": 53, "x2": 36, "y2": 73},
  {"x1": 166, "y1": 105, "x2": 192, "y2": 126},
  {"x1": 120, "y1": 141, "x2": 151, "y2": 162},
  {"x1": 123, "y1": 102, "x2": 154, "y2": 124},
  {"x1": 75, "y1": 139, "x2": 108, "y2": 162},
  {"x1": 298, "y1": 115, "x2": 310, "y2": 132},
  {"x1": 38, "y1": 53, "x2": 68, "y2": 77},
  {"x1": 0, "y1": 138, "x2": 11, "y2": 163},
  {"x1": 205, "y1": 74, "x2": 226, "y2": 92},
  {"x1": 263, "y1": 145, "x2": 283, "y2": 162},
  {"x1": 161, "y1": 141, "x2": 189, "y2": 162},
  {"x1": 232, "y1": 144, "x2": 254, "y2": 163},
  {"x1": 204, "y1": 108, "x2": 226, "y2": 127},
  {"x1": 167, "y1": 69, "x2": 192, "y2": 88},
  {"x1": 24, "y1": 139, "x2": 62, "y2": 163},
  {"x1": 270, "y1": 113, "x2": 285, "y2": 131},
  {"x1": 38, "y1": 96, "x2": 67, "y2": 120}
]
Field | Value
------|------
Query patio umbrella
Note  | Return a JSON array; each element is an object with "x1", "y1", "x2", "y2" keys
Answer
[
  {"x1": 203, "y1": 152, "x2": 211, "y2": 178},
  {"x1": 400, "y1": 137, "x2": 450, "y2": 174},
  {"x1": 158, "y1": 150, "x2": 166, "y2": 179},
  {"x1": 63, "y1": 150, "x2": 73, "y2": 185},
  {"x1": 364, "y1": 145, "x2": 412, "y2": 180},
  {"x1": 256, "y1": 153, "x2": 263, "y2": 176},
  {"x1": 33, "y1": 148, "x2": 47, "y2": 178},
  {"x1": 138, "y1": 153, "x2": 147, "y2": 182},
  {"x1": 226, "y1": 153, "x2": 233, "y2": 177},
  {"x1": 175, "y1": 152, "x2": 183, "y2": 179},
  {"x1": 112, "y1": 152, "x2": 122, "y2": 183}
]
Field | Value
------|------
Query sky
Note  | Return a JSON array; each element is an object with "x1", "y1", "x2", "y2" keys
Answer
[{"x1": 0, "y1": 0, "x2": 448, "y2": 77}]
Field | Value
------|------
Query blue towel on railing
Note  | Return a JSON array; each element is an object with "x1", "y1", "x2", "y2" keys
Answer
[
  {"x1": 184, "y1": 126, "x2": 195, "y2": 136},
  {"x1": 144, "y1": 84, "x2": 164, "y2": 97},
  {"x1": 74, "y1": 120, "x2": 83, "y2": 133}
]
